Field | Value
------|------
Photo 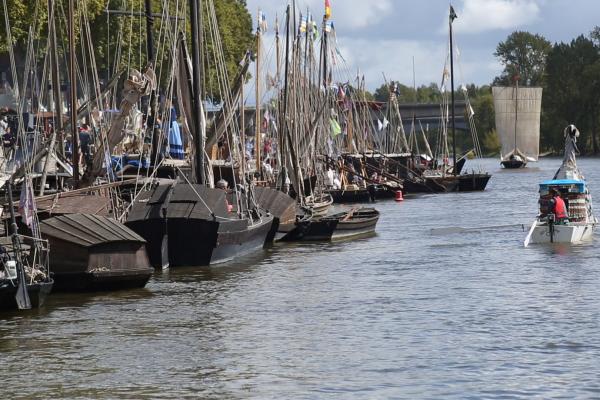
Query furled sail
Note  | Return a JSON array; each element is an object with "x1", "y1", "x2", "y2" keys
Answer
[{"x1": 492, "y1": 86, "x2": 542, "y2": 162}]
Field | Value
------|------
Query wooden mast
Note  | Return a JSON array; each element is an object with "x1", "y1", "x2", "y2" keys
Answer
[
  {"x1": 189, "y1": 0, "x2": 204, "y2": 184},
  {"x1": 40, "y1": 0, "x2": 63, "y2": 195},
  {"x1": 449, "y1": 5, "x2": 457, "y2": 176},
  {"x1": 68, "y1": 0, "x2": 79, "y2": 184},
  {"x1": 255, "y1": 9, "x2": 262, "y2": 179}
]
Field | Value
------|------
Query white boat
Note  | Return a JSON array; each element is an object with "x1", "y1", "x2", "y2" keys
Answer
[
  {"x1": 492, "y1": 84, "x2": 542, "y2": 168},
  {"x1": 524, "y1": 125, "x2": 597, "y2": 246}
]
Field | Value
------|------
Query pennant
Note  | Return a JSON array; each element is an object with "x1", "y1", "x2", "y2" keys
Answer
[
  {"x1": 382, "y1": 117, "x2": 389, "y2": 130},
  {"x1": 300, "y1": 15, "x2": 308, "y2": 33},
  {"x1": 263, "y1": 109, "x2": 270, "y2": 129},
  {"x1": 325, "y1": 0, "x2": 331, "y2": 20},
  {"x1": 449, "y1": 5, "x2": 457, "y2": 22},
  {"x1": 18, "y1": 179, "x2": 35, "y2": 228},
  {"x1": 330, "y1": 118, "x2": 341, "y2": 136},
  {"x1": 325, "y1": 20, "x2": 334, "y2": 33},
  {"x1": 377, "y1": 119, "x2": 383, "y2": 132},
  {"x1": 258, "y1": 11, "x2": 268, "y2": 33}
]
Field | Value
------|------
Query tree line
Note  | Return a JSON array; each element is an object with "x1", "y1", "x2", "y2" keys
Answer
[{"x1": 370, "y1": 29, "x2": 600, "y2": 156}]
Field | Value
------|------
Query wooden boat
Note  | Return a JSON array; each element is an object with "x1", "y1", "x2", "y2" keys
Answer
[
  {"x1": 1, "y1": 182, "x2": 53, "y2": 310},
  {"x1": 493, "y1": 83, "x2": 543, "y2": 169},
  {"x1": 326, "y1": 185, "x2": 372, "y2": 203},
  {"x1": 252, "y1": 186, "x2": 297, "y2": 244},
  {"x1": 305, "y1": 193, "x2": 333, "y2": 217},
  {"x1": 328, "y1": 207, "x2": 380, "y2": 240},
  {"x1": 125, "y1": 183, "x2": 273, "y2": 267},
  {"x1": 525, "y1": 125, "x2": 596, "y2": 246},
  {"x1": 40, "y1": 214, "x2": 152, "y2": 291},
  {"x1": 283, "y1": 207, "x2": 379, "y2": 242}
]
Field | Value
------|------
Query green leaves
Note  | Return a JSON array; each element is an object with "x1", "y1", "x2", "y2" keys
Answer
[{"x1": 493, "y1": 31, "x2": 551, "y2": 86}]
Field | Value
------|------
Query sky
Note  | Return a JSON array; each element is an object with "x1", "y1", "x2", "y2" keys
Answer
[{"x1": 244, "y1": 0, "x2": 600, "y2": 91}]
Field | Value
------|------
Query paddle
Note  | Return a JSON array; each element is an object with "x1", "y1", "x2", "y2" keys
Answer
[
  {"x1": 7, "y1": 180, "x2": 31, "y2": 309},
  {"x1": 160, "y1": 233, "x2": 169, "y2": 270},
  {"x1": 523, "y1": 219, "x2": 538, "y2": 247}
]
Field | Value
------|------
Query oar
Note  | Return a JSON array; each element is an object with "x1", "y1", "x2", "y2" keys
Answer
[
  {"x1": 523, "y1": 220, "x2": 538, "y2": 247},
  {"x1": 7, "y1": 180, "x2": 31, "y2": 309}
]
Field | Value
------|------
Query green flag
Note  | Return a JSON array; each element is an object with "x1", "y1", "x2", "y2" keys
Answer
[{"x1": 330, "y1": 118, "x2": 341, "y2": 136}]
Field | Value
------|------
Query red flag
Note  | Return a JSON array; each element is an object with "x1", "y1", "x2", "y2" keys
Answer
[{"x1": 325, "y1": 0, "x2": 331, "y2": 19}]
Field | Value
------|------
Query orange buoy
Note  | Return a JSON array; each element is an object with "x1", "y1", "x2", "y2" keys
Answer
[{"x1": 395, "y1": 190, "x2": 404, "y2": 202}]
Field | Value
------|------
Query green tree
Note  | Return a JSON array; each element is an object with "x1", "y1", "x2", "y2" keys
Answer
[
  {"x1": 493, "y1": 31, "x2": 551, "y2": 86},
  {"x1": 543, "y1": 35, "x2": 600, "y2": 154},
  {"x1": 470, "y1": 88, "x2": 499, "y2": 154}
]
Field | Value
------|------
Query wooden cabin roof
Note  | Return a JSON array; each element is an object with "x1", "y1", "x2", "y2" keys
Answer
[
  {"x1": 40, "y1": 214, "x2": 146, "y2": 248},
  {"x1": 127, "y1": 183, "x2": 230, "y2": 222},
  {"x1": 253, "y1": 187, "x2": 296, "y2": 223}
]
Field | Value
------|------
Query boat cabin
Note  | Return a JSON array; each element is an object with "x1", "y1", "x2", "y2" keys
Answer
[{"x1": 539, "y1": 179, "x2": 588, "y2": 222}]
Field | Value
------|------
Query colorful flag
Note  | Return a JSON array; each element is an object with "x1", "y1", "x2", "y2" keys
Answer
[
  {"x1": 330, "y1": 118, "x2": 341, "y2": 136},
  {"x1": 325, "y1": 0, "x2": 331, "y2": 20},
  {"x1": 300, "y1": 14, "x2": 307, "y2": 33}
]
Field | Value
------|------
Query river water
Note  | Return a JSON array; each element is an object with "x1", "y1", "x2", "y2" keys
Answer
[{"x1": 2, "y1": 158, "x2": 600, "y2": 399}]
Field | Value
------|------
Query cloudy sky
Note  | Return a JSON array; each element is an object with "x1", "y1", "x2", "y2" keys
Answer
[{"x1": 244, "y1": 0, "x2": 600, "y2": 91}]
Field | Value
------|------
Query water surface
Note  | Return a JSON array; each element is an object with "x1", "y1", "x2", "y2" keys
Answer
[{"x1": 2, "y1": 158, "x2": 600, "y2": 399}]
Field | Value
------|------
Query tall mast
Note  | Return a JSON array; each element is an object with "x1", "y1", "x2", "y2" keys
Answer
[
  {"x1": 41, "y1": 0, "x2": 63, "y2": 195},
  {"x1": 68, "y1": 0, "x2": 79, "y2": 184},
  {"x1": 255, "y1": 9, "x2": 262, "y2": 178},
  {"x1": 514, "y1": 69, "x2": 519, "y2": 155},
  {"x1": 145, "y1": 0, "x2": 159, "y2": 166},
  {"x1": 189, "y1": 0, "x2": 204, "y2": 184},
  {"x1": 449, "y1": 5, "x2": 457, "y2": 176},
  {"x1": 275, "y1": 14, "x2": 280, "y2": 84}
]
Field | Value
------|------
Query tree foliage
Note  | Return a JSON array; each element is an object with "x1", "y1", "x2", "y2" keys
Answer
[
  {"x1": 542, "y1": 34, "x2": 600, "y2": 154},
  {"x1": 0, "y1": 0, "x2": 254, "y2": 104},
  {"x1": 493, "y1": 31, "x2": 551, "y2": 86}
]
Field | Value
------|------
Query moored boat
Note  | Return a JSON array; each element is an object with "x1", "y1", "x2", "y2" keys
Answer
[
  {"x1": 1, "y1": 181, "x2": 53, "y2": 310},
  {"x1": 40, "y1": 213, "x2": 153, "y2": 291},
  {"x1": 524, "y1": 125, "x2": 597, "y2": 246}
]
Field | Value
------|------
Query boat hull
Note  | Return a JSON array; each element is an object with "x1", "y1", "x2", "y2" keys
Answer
[
  {"x1": 457, "y1": 173, "x2": 491, "y2": 191},
  {"x1": 330, "y1": 208, "x2": 379, "y2": 240},
  {"x1": 501, "y1": 159, "x2": 526, "y2": 169},
  {"x1": 0, "y1": 279, "x2": 53, "y2": 310},
  {"x1": 528, "y1": 222, "x2": 595, "y2": 244}
]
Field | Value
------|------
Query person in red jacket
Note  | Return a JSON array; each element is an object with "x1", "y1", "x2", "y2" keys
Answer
[{"x1": 549, "y1": 188, "x2": 568, "y2": 223}]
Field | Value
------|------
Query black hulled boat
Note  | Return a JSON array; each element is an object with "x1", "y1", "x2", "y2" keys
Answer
[
  {"x1": 40, "y1": 214, "x2": 152, "y2": 291},
  {"x1": 125, "y1": 183, "x2": 273, "y2": 267}
]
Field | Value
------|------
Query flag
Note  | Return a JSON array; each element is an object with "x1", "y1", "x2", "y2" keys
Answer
[
  {"x1": 300, "y1": 14, "x2": 307, "y2": 33},
  {"x1": 325, "y1": 20, "x2": 334, "y2": 33},
  {"x1": 263, "y1": 109, "x2": 270, "y2": 129},
  {"x1": 18, "y1": 179, "x2": 35, "y2": 228},
  {"x1": 325, "y1": 0, "x2": 331, "y2": 20},
  {"x1": 330, "y1": 118, "x2": 341, "y2": 136},
  {"x1": 449, "y1": 5, "x2": 457, "y2": 22},
  {"x1": 258, "y1": 11, "x2": 268, "y2": 33}
]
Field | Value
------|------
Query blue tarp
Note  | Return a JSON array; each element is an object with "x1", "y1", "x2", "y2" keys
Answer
[
  {"x1": 539, "y1": 179, "x2": 586, "y2": 193},
  {"x1": 168, "y1": 107, "x2": 184, "y2": 159}
]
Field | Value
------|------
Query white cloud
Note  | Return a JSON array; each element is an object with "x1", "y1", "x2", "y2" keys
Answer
[
  {"x1": 336, "y1": 38, "x2": 447, "y2": 90},
  {"x1": 450, "y1": 0, "x2": 541, "y2": 34},
  {"x1": 247, "y1": 0, "x2": 393, "y2": 30}
]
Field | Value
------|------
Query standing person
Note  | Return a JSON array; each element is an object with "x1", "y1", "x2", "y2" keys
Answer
[{"x1": 549, "y1": 188, "x2": 568, "y2": 224}]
